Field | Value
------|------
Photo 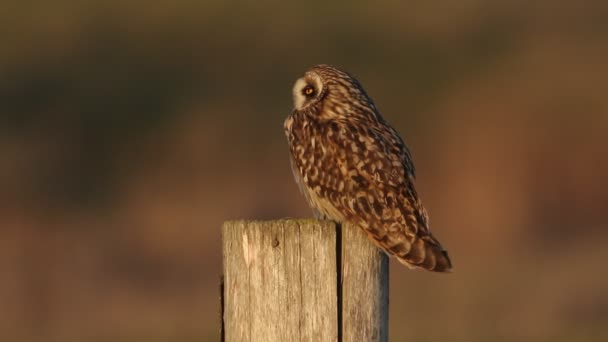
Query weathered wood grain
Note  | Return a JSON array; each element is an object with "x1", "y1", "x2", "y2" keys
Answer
[
  {"x1": 341, "y1": 222, "x2": 389, "y2": 342},
  {"x1": 222, "y1": 219, "x2": 338, "y2": 342},
  {"x1": 222, "y1": 219, "x2": 388, "y2": 342}
]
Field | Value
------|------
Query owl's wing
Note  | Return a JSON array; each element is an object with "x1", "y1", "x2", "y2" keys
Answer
[{"x1": 329, "y1": 121, "x2": 452, "y2": 272}]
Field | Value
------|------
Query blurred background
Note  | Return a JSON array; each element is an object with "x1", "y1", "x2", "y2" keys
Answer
[{"x1": 1, "y1": 0, "x2": 607, "y2": 341}]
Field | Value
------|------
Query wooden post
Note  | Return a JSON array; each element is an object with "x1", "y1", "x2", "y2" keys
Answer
[{"x1": 221, "y1": 219, "x2": 389, "y2": 342}]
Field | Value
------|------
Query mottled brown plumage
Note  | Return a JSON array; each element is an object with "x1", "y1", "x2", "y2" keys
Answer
[{"x1": 284, "y1": 64, "x2": 452, "y2": 272}]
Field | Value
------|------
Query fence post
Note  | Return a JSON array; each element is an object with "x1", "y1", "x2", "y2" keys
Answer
[{"x1": 221, "y1": 219, "x2": 389, "y2": 341}]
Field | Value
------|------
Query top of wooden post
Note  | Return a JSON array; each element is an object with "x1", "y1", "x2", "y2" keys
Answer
[{"x1": 222, "y1": 219, "x2": 388, "y2": 342}]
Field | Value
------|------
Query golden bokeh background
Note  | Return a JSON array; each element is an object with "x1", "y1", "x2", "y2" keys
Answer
[{"x1": 1, "y1": 1, "x2": 607, "y2": 341}]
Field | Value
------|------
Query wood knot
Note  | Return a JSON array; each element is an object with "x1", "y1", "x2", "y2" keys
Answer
[{"x1": 272, "y1": 238, "x2": 280, "y2": 248}]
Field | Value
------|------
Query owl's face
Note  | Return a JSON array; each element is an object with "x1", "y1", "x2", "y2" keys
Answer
[
  {"x1": 292, "y1": 70, "x2": 325, "y2": 111},
  {"x1": 291, "y1": 65, "x2": 378, "y2": 122}
]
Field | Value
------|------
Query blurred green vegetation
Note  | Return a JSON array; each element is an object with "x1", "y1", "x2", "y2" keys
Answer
[{"x1": 1, "y1": 1, "x2": 607, "y2": 341}]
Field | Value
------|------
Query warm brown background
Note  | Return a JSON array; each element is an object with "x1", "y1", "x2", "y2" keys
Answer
[{"x1": 1, "y1": 1, "x2": 607, "y2": 341}]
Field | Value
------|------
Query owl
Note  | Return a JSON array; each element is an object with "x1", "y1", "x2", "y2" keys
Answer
[{"x1": 284, "y1": 65, "x2": 452, "y2": 272}]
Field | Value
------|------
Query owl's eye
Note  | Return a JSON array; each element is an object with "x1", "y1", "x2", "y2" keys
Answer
[{"x1": 302, "y1": 85, "x2": 316, "y2": 97}]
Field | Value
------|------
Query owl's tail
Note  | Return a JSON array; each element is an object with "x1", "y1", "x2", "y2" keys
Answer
[{"x1": 393, "y1": 235, "x2": 452, "y2": 273}]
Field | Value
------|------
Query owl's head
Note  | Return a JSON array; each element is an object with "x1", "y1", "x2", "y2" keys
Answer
[{"x1": 291, "y1": 64, "x2": 378, "y2": 121}]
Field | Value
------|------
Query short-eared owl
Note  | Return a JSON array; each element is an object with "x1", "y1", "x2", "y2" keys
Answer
[{"x1": 284, "y1": 64, "x2": 451, "y2": 272}]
